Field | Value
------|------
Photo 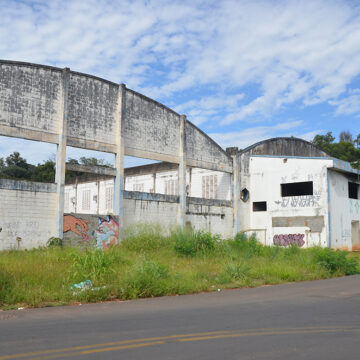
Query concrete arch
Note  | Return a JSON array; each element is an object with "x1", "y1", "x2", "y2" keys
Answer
[
  {"x1": 0, "y1": 60, "x2": 232, "y2": 172},
  {"x1": 240, "y1": 137, "x2": 329, "y2": 157}
]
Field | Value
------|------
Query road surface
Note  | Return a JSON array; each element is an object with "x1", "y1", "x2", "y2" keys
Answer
[{"x1": 1, "y1": 275, "x2": 360, "y2": 359}]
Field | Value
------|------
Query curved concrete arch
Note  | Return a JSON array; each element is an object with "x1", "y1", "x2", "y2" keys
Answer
[
  {"x1": 0, "y1": 60, "x2": 232, "y2": 172},
  {"x1": 240, "y1": 137, "x2": 329, "y2": 158}
]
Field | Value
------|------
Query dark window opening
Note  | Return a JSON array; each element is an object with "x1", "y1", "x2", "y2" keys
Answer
[
  {"x1": 253, "y1": 201, "x2": 267, "y2": 211},
  {"x1": 349, "y1": 182, "x2": 359, "y2": 199},
  {"x1": 240, "y1": 188, "x2": 249, "y2": 202},
  {"x1": 281, "y1": 181, "x2": 313, "y2": 197}
]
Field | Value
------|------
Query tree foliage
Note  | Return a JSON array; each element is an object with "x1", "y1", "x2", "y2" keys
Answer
[
  {"x1": 0, "y1": 153, "x2": 112, "y2": 183},
  {"x1": 312, "y1": 131, "x2": 360, "y2": 169}
]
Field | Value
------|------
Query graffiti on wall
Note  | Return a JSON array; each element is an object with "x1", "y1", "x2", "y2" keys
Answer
[
  {"x1": 274, "y1": 191, "x2": 321, "y2": 208},
  {"x1": 63, "y1": 214, "x2": 119, "y2": 249},
  {"x1": 273, "y1": 233, "x2": 305, "y2": 247}
]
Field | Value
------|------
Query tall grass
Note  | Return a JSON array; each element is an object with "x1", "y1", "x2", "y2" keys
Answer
[{"x1": 0, "y1": 230, "x2": 359, "y2": 309}]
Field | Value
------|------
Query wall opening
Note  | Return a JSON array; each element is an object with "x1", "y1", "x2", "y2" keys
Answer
[
  {"x1": 281, "y1": 181, "x2": 313, "y2": 197},
  {"x1": 349, "y1": 182, "x2": 359, "y2": 199},
  {"x1": 0, "y1": 136, "x2": 57, "y2": 183},
  {"x1": 253, "y1": 201, "x2": 267, "y2": 211}
]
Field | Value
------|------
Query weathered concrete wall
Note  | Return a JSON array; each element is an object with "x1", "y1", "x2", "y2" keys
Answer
[
  {"x1": 242, "y1": 156, "x2": 332, "y2": 247},
  {"x1": 0, "y1": 62, "x2": 62, "y2": 141},
  {"x1": 0, "y1": 179, "x2": 57, "y2": 250},
  {"x1": 67, "y1": 73, "x2": 118, "y2": 148},
  {"x1": 328, "y1": 170, "x2": 360, "y2": 250},
  {"x1": 186, "y1": 122, "x2": 232, "y2": 172},
  {"x1": 124, "y1": 89, "x2": 181, "y2": 162}
]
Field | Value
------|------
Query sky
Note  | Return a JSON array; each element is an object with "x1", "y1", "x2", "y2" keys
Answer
[{"x1": 0, "y1": 0, "x2": 360, "y2": 167}]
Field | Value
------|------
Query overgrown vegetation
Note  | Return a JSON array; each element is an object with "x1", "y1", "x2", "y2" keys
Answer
[
  {"x1": 0, "y1": 229, "x2": 359, "y2": 310},
  {"x1": 312, "y1": 131, "x2": 360, "y2": 169}
]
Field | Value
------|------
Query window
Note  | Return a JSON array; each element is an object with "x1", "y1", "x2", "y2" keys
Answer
[
  {"x1": 349, "y1": 182, "x2": 359, "y2": 199},
  {"x1": 64, "y1": 191, "x2": 69, "y2": 213},
  {"x1": 165, "y1": 179, "x2": 178, "y2": 195},
  {"x1": 133, "y1": 183, "x2": 144, "y2": 192},
  {"x1": 240, "y1": 188, "x2": 249, "y2": 202},
  {"x1": 202, "y1": 175, "x2": 217, "y2": 199},
  {"x1": 281, "y1": 181, "x2": 313, "y2": 197},
  {"x1": 81, "y1": 190, "x2": 91, "y2": 210},
  {"x1": 253, "y1": 201, "x2": 267, "y2": 211},
  {"x1": 105, "y1": 187, "x2": 113, "y2": 210}
]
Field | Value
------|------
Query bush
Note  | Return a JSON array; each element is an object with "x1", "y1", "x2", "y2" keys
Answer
[
  {"x1": 68, "y1": 248, "x2": 117, "y2": 282},
  {"x1": 233, "y1": 233, "x2": 264, "y2": 257},
  {"x1": 312, "y1": 248, "x2": 359, "y2": 275},
  {"x1": 172, "y1": 228, "x2": 219, "y2": 256},
  {"x1": 121, "y1": 224, "x2": 170, "y2": 251},
  {"x1": 121, "y1": 257, "x2": 170, "y2": 299}
]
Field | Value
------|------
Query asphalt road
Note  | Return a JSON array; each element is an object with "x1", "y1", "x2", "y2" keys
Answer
[{"x1": 1, "y1": 275, "x2": 360, "y2": 360}]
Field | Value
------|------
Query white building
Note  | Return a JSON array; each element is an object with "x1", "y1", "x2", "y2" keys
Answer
[{"x1": 64, "y1": 138, "x2": 360, "y2": 250}]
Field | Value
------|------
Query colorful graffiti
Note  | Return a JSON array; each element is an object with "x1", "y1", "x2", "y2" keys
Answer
[
  {"x1": 63, "y1": 214, "x2": 119, "y2": 249},
  {"x1": 63, "y1": 215, "x2": 89, "y2": 241},
  {"x1": 93, "y1": 216, "x2": 119, "y2": 248},
  {"x1": 273, "y1": 233, "x2": 305, "y2": 247}
]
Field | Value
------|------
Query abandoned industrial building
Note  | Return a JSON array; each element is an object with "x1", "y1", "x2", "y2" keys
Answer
[{"x1": 0, "y1": 60, "x2": 359, "y2": 251}]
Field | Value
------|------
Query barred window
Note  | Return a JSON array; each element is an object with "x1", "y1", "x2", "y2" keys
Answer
[
  {"x1": 105, "y1": 187, "x2": 113, "y2": 211},
  {"x1": 133, "y1": 183, "x2": 144, "y2": 192},
  {"x1": 165, "y1": 179, "x2": 178, "y2": 195},
  {"x1": 81, "y1": 190, "x2": 91, "y2": 211},
  {"x1": 202, "y1": 175, "x2": 217, "y2": 199}
]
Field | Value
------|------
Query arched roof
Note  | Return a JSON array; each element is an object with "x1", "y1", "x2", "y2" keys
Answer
[{"x1": 240, "y1": 137, "x2": 329, "y2": 158}]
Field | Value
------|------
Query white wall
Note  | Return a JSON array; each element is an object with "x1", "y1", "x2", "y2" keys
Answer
[
  {"x1": 243, "y1": 156, "x2": 332, "y2": 247},
  {"x1": 0, "y1": 181, "x2": 57, "y2": 250},
  {"x1": 328, "y1": 170, "x2": 360, "y2": 250}
]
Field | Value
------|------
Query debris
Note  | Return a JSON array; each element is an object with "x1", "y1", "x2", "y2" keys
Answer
[
  {"x1": 71, "y1": 280, "x2": 93, "y2": 291},
  {"x1": 217, "y1": 288, "x2": 221, "y2": 292},
  {"x1": 17, "y1": 307, "x2": 24, "y2": 310}
]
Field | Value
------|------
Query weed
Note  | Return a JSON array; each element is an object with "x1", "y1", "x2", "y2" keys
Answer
[
  {"x1": 172, "y1": 228, "x2": 219, "y2": 256},
  {"x1": 312, "y1": 248, "x2": 359, "y2": 275}
]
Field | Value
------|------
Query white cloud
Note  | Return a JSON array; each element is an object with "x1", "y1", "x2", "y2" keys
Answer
[
  {"x1": 209, "y1": 120, "x2": 306, "y2": 149},
  {"x1": 329, "y1": 91, "x2": 360, "y2": 115},
  {"x1": 0, "y1": 0, "x2": 360, "y2": 158}
]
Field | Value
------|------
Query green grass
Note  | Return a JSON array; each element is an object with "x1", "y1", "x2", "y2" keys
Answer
[{"x1": 0, "y1": 229, "x2": 359, "y2": 310}]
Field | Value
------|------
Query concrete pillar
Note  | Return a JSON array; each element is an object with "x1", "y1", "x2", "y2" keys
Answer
[
  {"x1": 178, "y1": 115, "x2": 187, "y2": 227},
  {"x1": 232, "y1": 154, "x2": 240, "y2": 237},
  {"x1": 55, "y1": 68, "x2": 70, "y2": 239},
  {"x1": 114, "y1": 84, "x2": 126, "y2": 239}
]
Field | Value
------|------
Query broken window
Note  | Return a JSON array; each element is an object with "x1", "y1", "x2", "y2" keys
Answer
[
  {"x1": 253, "y1": 201, "x2": 267, "y2": 211},
  {"x1": 281, "y1": 181, "x2": 313, "y2": 197},
  {"x1": 349, "y1": 182, "x2": 359, "y2": 199}
]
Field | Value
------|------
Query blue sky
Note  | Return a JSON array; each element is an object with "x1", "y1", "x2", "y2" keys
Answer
[{"x1": 1, "y1": 0, "x2": 360, "y2": 166}]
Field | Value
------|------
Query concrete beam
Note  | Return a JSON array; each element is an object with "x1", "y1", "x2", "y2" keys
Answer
[
  {"x1": 178, "y1": 114, "x2": 187, "y2": 227},
  {"x1": 55, "y1": 68, "x2": 70, "y2": 239},
  {"x1": 232, "y1": 155, "x2": 240, "y2": 237},
  {"x1": 113, "y1": 84, "x2": 126, "y2": 239},
  {"x1": 65, "y1": 163, "x2": 116, "y2": 176}
]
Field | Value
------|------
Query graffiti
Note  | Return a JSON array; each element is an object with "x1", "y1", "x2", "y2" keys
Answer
[
  {"x1": 93, "y1": 215, "x2": 119, "y2": 249},
  {"x1": 273, "y1": 233, "x2": 305, "y2": 247},
  {"x1": 63, "y1": 215, "x2": 89, "y2": 241},
  {"x1": 63, "y1": 214, "x2": 119, "y2": 249},
  {"x1": 274, "y1": 191, "x2": 321, "y2": 208}
]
